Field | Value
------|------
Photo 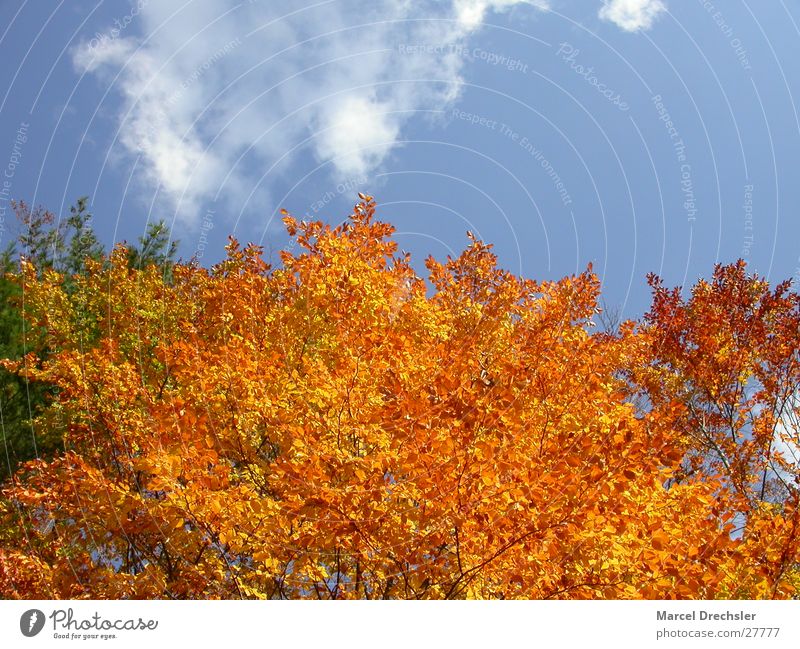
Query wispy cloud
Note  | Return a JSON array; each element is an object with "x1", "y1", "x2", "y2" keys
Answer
[
  {"x1": 71, "y1": 0, "x2": 545, "y2": 223},
  {"x1": 454, "y1": 0, "x2": 549, "y2": 29},
  {"x1": 598, "y1": 0, "x2": 666, "y2": 32},
  {"x1": 72, "y1": 0, "x2": 649, "y2": 224}
]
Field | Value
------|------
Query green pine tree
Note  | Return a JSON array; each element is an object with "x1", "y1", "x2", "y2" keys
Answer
[
  {"x1": 62, "y1": 196, "x2": 104, "y2": 276},
  {"x1": 126, "y1": 220, "x2": 179, "y2": 281}
]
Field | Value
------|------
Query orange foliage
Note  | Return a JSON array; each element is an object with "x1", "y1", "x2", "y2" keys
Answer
[{"x1": 1, "y1": 197, "x2": 798, "y2": 599}]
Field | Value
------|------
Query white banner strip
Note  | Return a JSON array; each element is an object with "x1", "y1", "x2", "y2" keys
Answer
[{"x1": 1, "y1": 600, "x2": 798, "y2": 647}]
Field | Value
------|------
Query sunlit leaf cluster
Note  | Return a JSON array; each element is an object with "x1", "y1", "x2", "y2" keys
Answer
[{"x1": 1, "y1": 197, "x2": 798, "y2": 599}]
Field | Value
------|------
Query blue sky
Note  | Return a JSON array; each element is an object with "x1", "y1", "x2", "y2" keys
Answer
[{"x1": 0, "y1": 0, "x2": 798, "y2": 316}]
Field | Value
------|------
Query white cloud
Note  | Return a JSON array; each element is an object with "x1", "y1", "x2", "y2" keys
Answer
[
  {"x1": 598, "y1": 0, "x2": 666, "y2": 32},
  {"x1": 71, "y1": 0, "x2": 544, "y2": 225},
  {"x1": 773, "y1": 394, "x2": 800, "y2": 479},
  {"x1": 314, "y1": 96, "x2": 401, "y2": 178},
  {"x1": 72, "y1": 36, "x2": 137, "y2": 72},
  {"x1": 72, "y1": 0, "x2": 650, "y2": 225},
  {"x1": 454, "y1": 0, "x2": 549, "y2": 29}
]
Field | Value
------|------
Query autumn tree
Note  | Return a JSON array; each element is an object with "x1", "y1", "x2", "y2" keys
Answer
[
  {"x1": 0, "y1": 197, "x2": 797, "y2": 599},
  {"x1": 0, "y1": 200, "x2": 79, "y2": 481},
  {"x1": 627, "y1": 262, "x2": 800, "y2": 597},
  {"x1": 0, "y1": 199, "x2": 178, "y2": 480}
]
